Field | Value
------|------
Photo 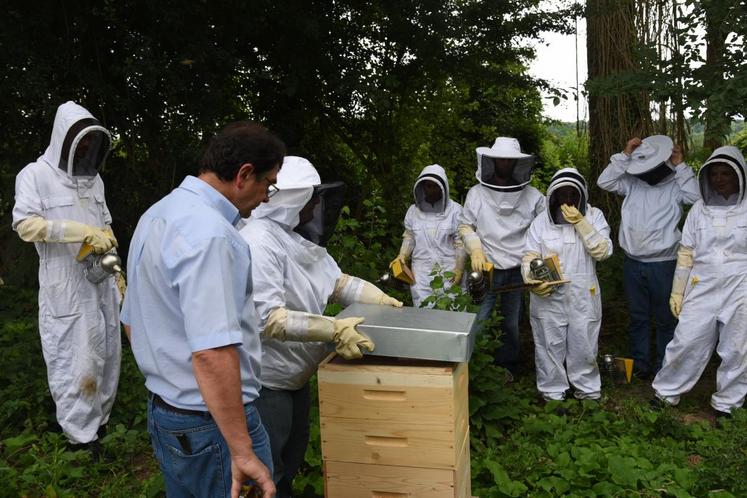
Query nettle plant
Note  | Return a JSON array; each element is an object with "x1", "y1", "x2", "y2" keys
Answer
[{"x1": 420, "y1": 264, "x2": 477, "y2": 312}]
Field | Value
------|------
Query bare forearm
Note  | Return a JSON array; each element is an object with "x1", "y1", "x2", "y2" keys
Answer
[
  {"x1": 123, "y1": 324, "x2": 131, "y2": 342},
  {"x1": 193, "y1": 346, "x2": 253, "y2": 457}
]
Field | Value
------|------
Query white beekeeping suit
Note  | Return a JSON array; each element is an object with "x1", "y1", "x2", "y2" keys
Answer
[
  {"x1": 391, "y1": 164, "x2": 465, "y2": 307},
  {"x1": 11, "y1": 101, "x2": 121, "y2": 445},
  {"x1": 522, "y1": 168, "x2": 612, "y2": 401},
  {"x1": 459, "y1": 138, "x2": 545, "y2": 271},
  {"x1": 652, "y1": 146, "x2": 747, "y2": 414},
  {"x1": 240, "y1": 156, "x2": 401, "y2": 494}
]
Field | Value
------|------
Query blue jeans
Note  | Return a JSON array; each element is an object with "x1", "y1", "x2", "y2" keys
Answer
[
  {"x1": 475, "y1": 267, "x2": 523, "y2": 370},
  {"x1": 147, "y1": 394, "x2": 273, "y2": 498},
  {"x1": 253, "y1": 384, "x2": 311, "y2": 498},
  {"x1": 623, "y1": 256, "x2": 677, "y2": 375}
]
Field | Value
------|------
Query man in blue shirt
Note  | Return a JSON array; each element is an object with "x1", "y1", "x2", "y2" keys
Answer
[{"x1": 121, "y1": 122, "x2": 284, "y2": 498}]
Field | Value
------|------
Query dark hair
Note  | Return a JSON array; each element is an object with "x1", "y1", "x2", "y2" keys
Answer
[{"x1": 199, "y1": 121, "x2": 285, "y2": 181}]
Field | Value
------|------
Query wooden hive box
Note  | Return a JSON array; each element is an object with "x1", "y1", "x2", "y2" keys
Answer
[{"x1": 318, "y1": 353, "x2": 471, "y2": 498}]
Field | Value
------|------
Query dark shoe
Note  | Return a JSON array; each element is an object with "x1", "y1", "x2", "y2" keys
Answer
[
  {"x1": 713, "y1": 409, "x2": 731, "y2": 426},
  {"x1": 649, "y1": 396, "x2": 669, "y2": 411}
]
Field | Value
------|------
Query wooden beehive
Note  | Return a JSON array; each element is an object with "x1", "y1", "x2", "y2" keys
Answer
[{"x1": 318, "y1": 354, "x2": 471, "y2": 498}]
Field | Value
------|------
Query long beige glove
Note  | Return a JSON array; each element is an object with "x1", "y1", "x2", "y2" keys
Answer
[
  {"x1": 458, "y1": 224, "x2": 491, "y2": 272},
  {"x1": 264, "y1": 308, "x2": 374, "y2": 359},
  {"x1": 560, "y1": 205, "x2": 610, "y2": 261},
  {"x1": 451, "y1": 235, "x2": 467, "y2": 284},
  {"x1": 389, "y1": 230, "x2": 414, "y2": 269},
  {"x1": 521, "y1": 252, "x2": 553, "y2": 297},
  {"x1": 17, "y1": 216, "x2": 117, "y2": 253},
  {"x1": 669, "y1": 245, "x2": 694, "y2": 318},
  {"x1": 332, "y1": 274, "x2": 403, "y2": 307},
  {"x1": 115, "y1": 272, "x2": 127, "y2": 301}
]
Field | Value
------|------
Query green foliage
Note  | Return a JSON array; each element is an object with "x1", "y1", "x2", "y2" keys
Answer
[
  {"x1": 0, "y1": 286, "x2": 160, "y2": 497},
  {"x1": 420, "y1": 264, "x2": 476, "y2": 312}
]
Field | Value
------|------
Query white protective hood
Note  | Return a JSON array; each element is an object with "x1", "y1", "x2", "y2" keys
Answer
[
  {"x1": 475, "y1": 137, "x2": 535, "y2": 192},
  {"x1": 251, "y1": 156, "x2": 320, "y2": 229},
  {"x1": 698, "y1": 145, "x2": 747, "y2": 206},
  {"x1": 41, "y1": 101, "x2": 112, "y2": 182},
  {"x1": 546, "y1": 167, "x2": 589, "y2": 224},
  {"x1": 413, "y1": 164, "x2": 451, "y2": 214}
]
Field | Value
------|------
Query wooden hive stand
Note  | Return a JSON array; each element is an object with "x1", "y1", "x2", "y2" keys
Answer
[{"x1": 318, "y1": 354, "x2": 472, "y2": 498}]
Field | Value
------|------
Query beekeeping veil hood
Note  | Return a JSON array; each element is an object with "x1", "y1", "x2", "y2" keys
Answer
[
  {"x1": 252, "y1": 156, "x2": 345, "y2": 246},
  {"x1": 698, "y1": 145, "x2": 746, "y2": 206},
  {"x1": 42, "y1": 101, "x2": 112, "y2": 179},
  {"x1": 546, "y1": 167, "x2": 588, "y2": 224},
  {"x1": 627, "y1": 135, "x2": 674, "y2": 186},
  {"x1": 413, "y1": 164, "x2": 450, "y2": 213},
  {"x1": 475, "y1": 137, "x2": 535, "y2": 192}
]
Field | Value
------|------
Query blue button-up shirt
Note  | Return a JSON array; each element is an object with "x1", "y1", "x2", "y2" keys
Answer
[{"x1": 121, "y1": 176, "x2": 261, "y2": 410}]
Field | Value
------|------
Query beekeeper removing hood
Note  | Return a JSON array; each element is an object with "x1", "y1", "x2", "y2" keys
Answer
[
  {"x1": 458, "y1": 136, "x2": 545, "y2": 375},
  {"x1": 240, "y1": 155, "x2": 402, "y2": 495},
  {"x1": 390, "y1": 164, "x2": 465, "y2": 306},
  {"x1": 597, "y1": 135, "x2": 700, "y2": 380},
  {"x1": 11, "y1": 101, "x2": 121, "y2": 447}
]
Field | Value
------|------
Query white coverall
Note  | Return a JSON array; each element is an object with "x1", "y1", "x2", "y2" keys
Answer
[
  {"x1": 12, "y1": 102, "x2": 121, "y2": 444},
  {"x1": 523, "y1": 168, "x2": 612, "y2": 400},
  {"x1": 653, "y1": 146, "x2": 747, "y2": 413},
  {"x1": 402, "y1": 164, "x2": 465, "y2": 306},
  {"x1": 240, "y1": 161, "x2": 341, "y2": 391}
]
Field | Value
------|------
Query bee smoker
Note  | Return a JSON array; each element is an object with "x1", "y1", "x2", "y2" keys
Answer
[
  {"x1": 467, "y1": 270, "x2": 489, "y2": 304},
  {"x1": 529, "y1": 258, "x2": 553, "y2": 282},
  {"x1": 82, "y1": 251, "x2": 123, "y2": 284}
]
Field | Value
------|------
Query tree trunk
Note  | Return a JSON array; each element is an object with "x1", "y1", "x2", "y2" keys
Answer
[{"x1": 587, "y1": 0, "x2": 652, "y2": 224}]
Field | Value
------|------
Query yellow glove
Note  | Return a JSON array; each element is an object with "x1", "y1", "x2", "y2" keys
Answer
[
  {"x1": 669, "y1": 293, "x2": 683, "y2": 318},
  {"x1": 333, "y1": 317, "x2": 375, "y2": 359},
  {"x1": 469, "y1": 248, "x2": 490, "y2": 272},
  {"x1": 389, "y1": 254, "x2": 407, "y2": 269},
  {"x1": 62, "y1": 221, "x2": 118, "y2": 253},
  {"x1": 529, "y1": 281, "x2": 553, "y2": 296},
  {"x1": 560, "y1": 204, "x2": 584, "y2": 224},
  {"x1": 332, "y1": 274, "x2": 404, "y2": 307}
]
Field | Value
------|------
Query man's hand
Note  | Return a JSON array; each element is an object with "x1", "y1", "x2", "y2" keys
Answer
[
  {"x1": 231, "y1": 454, "x2": 275, "y2": 498},
  {"x1": 623, "y1": 137, "x2": 642, "y2": 156},
  {"x1": 669, "y1": 144, "x2": 684, "y2": 167}
]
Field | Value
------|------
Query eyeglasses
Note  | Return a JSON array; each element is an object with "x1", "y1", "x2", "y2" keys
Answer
[{"x1": 265, "y1": 178, "x2": 280, "y2": 198}]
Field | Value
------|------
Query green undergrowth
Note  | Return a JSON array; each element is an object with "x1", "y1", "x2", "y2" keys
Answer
[{"x1": 1, "y1": 278, "x2": 745, "y2": 497}]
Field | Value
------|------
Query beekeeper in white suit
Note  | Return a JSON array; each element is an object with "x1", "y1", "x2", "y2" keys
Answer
[
  {"x1": 459, "y1": 137, "x2": 545, "y2": 376},
  {"x1": 12, "y1": 101, "x2": 121, "y2": 448},
  {"x1": 522, "y1": 168, "x2": 612, "y2": 401},
  {"x1": 597, "y1": 136, "x2": 699, "y2": 380},
  {"x1": 652, "y1": 146, "x2": 747, "y2": 417},
  {"x1": 240, "y1": 156, "x2": 402, "y2": 497},
  {"x1": 390, "y1": 164, "x2": 465, "y2": 307}
]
